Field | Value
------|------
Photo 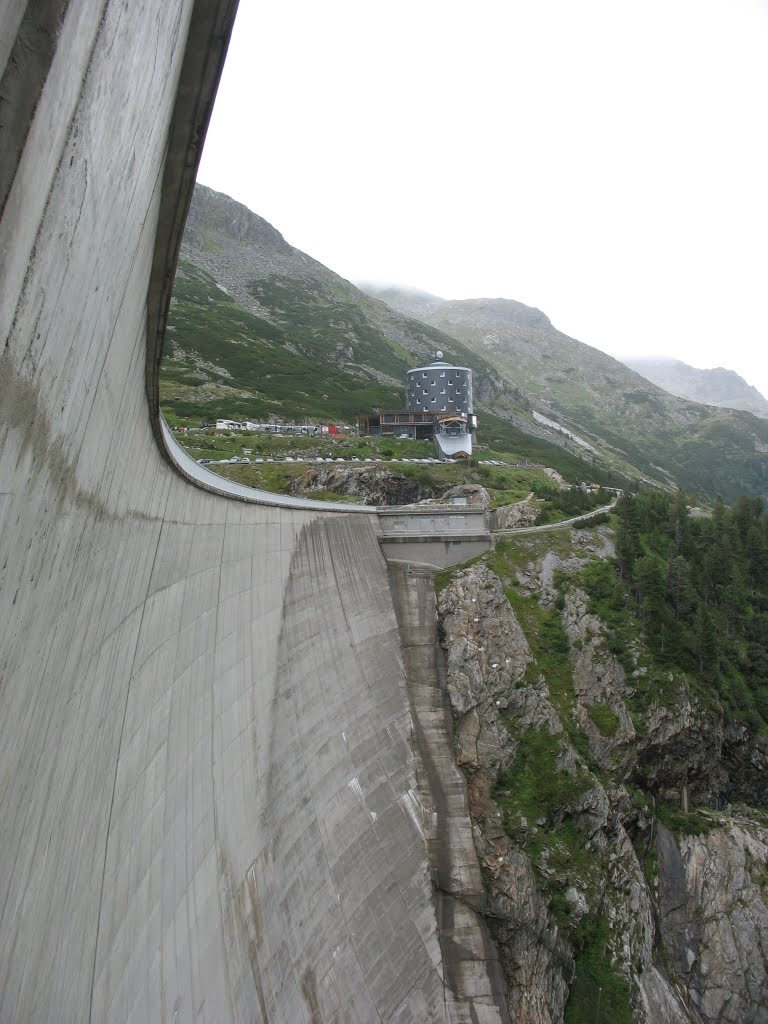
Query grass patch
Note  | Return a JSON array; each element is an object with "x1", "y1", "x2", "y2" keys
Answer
[
  {"x1": 495, "y1": 728, "x2": 590, "y2": 828},
  {"x1": 297, "y1": 489, "x2": 364, "y2": 504},
  {"x1": 434, "y1": 567, "x2": 456, "y2": 597},
  {"x1": 564, "y1": 918, "x2": 633, "y2": 1024},
  {"x1": 174, "y1": 432, "x2": 615, "y2": 514},
  {"x1": 656, "y1": 803, "x2": 716, "y2": 838},
  {"x1": 488, "y1": 537, "x2": 597, "y2": 762},
  {"x1": 587, "y1": 703, "x2": 620, "y2": 737}
]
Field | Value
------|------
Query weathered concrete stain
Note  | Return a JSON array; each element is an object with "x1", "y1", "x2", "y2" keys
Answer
[{"x1": 301, "y1": 967, "x2": 322, "y2": 1024}]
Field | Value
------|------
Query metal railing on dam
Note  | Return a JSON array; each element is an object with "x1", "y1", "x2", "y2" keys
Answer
[{"x1": 0, "y1": 4, "x2": 506, "y2": 1022}]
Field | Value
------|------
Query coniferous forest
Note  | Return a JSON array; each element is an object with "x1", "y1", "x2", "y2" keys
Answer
[{"x1": 583, "y1": 491, "x2": 768, "y2": 730}]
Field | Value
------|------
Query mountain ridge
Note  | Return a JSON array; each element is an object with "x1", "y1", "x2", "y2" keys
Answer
[
  {"x1": 621, "y1": 355, "x2": 768, "y2": 418},
  {"x1": 164, "y1": 187, "x2": 633, "y2": 485}
]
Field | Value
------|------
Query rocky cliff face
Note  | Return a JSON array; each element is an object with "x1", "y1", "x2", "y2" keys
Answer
[
  {"x1": 434, "y1": 529, "x2": 768, "y2": 1023},
  {"x1": 656, "y1": 821, "x2": 768, "y2": 1024},
  {"x1": 288, "y1": 464, "x2": 492, "y2": 507},
  {"x1": 288, "y1": 465, "x2": 436, "y2": 505},
  {"x1": 491, "y1": 497, "x2": 541, "y2": 530}
]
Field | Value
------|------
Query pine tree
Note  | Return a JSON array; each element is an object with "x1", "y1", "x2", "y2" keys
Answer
[
  {"x1": 695, "y1": 603, "x2": 720, "y2": 677},
  {"x1": 615, "y1": 495, "x2": 640, "y2": 580},
  {"x1": 667, "y1": 554, "x2": 693, "y2": 621},
  {"x1": 635, "y1": 555, "x2": 666, "y2": 627}
]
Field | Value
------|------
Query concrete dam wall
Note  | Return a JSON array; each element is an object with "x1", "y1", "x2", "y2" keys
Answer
[{"x1": 0, "y1": 3, "x2": 505, "y2": 1021}]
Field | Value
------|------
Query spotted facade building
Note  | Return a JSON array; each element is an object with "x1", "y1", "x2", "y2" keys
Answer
[{"x1": 406, "y1": 351, "x2": 473, "y2": 416}]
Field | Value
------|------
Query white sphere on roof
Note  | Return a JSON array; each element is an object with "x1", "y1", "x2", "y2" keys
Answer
[{"x1": 436, "y1": 350, "x2": 443, "y2": 360}]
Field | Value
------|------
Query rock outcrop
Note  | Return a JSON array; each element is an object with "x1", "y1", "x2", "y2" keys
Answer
[
  {"x1": 289, "y1": 467, "x2": 493, "y2": 507},
  {"x1": 288, "y1": 465, "x2": 436, "y2": 505},
  {"x1": 657, "y1": 820, "x2": 768, "y2": 1023},
  {"x1": 438, "y1": 565, "x2": 570, "y2": 1021},
  {"x1": 492, "y1": 496, "x2": 540, "y2": 530},
  {"x1": 433, "y1": 533, "x2": 768, "y2": 1023},
  {"x1": 439, "y1": 483, "x2": 491, "y2": 506},
  {"x1": 562, "y1": 587, "x2": 636, "y2": 771}
]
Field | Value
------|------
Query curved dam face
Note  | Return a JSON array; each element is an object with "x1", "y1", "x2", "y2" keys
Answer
[{"x1": 0, "y1": 4, "x2": 505, "y2": 1021}]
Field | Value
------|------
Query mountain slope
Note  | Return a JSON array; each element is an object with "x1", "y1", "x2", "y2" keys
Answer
[
  {"x1": 161, "y1": 186, "x2": 768, "y2": 501},
  {"x1": 622, "y1": 356, "x2": 768, "y2": 418},
  {"x1": 362, "y1": 286, "x2": 768, "y2": 502},
  {"x1": 163, "y1": 188, "x2": 638, "y2": 487},
  {"x1": 164, "y1": 187, "x2": 515, "y2": 414},
  {"x1": 173, "y1": 185, "x2": 517, "y2": 401}
]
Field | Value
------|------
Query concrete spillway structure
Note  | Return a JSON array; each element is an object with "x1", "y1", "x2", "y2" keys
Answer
[{"x1": 0, "y1": 4, "x2": 505, "y2": 1021}]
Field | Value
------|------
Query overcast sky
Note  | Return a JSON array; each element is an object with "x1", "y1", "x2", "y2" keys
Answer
[{"x1": 198, "y1": 0, "x2": 768, "y2": 399}]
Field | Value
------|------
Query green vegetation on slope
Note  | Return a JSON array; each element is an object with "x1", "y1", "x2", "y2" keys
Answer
[
  {"x1": 246, "y1": 274, "x2": 409, "y2": 379},
  {"x1": 564, "y1": 918, "x2": 633, "y2": 1024},
  {"x1": 490, "y1": 656, "x2": 632, "y2": 1024},
  {"x1": 486, "y1": 533, "x2": 632, "y2": 1023},
  {"x1": 489, "y1": 536, "x2": 595, "y2": 762},
  {"x1": 600, "y1": 490, "x2": 768, "y2": 731},
  {"x1": 162, "y1": 261, "x2": 403, "y2": 422},
  {"x1": 373, "y1": 289, "x2": 768, "y2": 502},
  {"x1": 441, "y1": 506, "x2": 768, "y2": 1020},
  {"x1": 177, "y1": 430, "x2": 610, "y2": 516},
  {"x1": 573, "y1": 401, "x2": 768, "y2": 503},
  {"x1": 530, "y1": 483, "x2": 614, "y2": 524},
  {"x1": 478, "y1": 411, "x2": 629, "y2": 489},
  {"x1": 162, "y1": 261, "x2": 633, "y2": 492}
]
